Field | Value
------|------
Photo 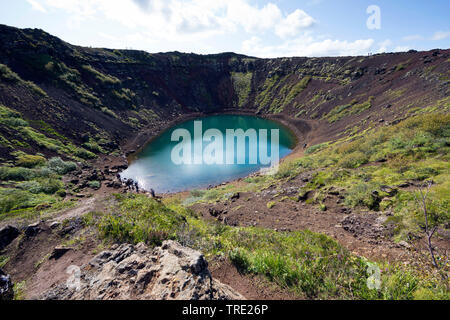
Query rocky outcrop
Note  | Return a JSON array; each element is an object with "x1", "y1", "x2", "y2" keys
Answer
[
  {"x1": 42, "y1": 241, "x2": 244, "y2": 300},
  {"x1": 0, "y1": 225, "x2": 19, "y2": 250},
  {"x1": 0, "y1": 268, "x2": 14, "y2": 300}
]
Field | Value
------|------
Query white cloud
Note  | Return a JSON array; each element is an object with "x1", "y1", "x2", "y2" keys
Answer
[
  {"x1": 377, "y1": 39, "x2": 392, "y2": 53},
  {"x1": 27, "y1": 0, "x2": 47, "y2": 13},
  {"x1": 242, "y1": 36, "x2": 374, "y2": 58},
  {"x1": 35, "y1": 0, "x2": 315, "y2": 40},
  {"x1": 26, "y1": 0, "x2": 373, "y2": 57},
  {"x1": 402, "y1": 34, "x2": 423, "y2": 41},
  {"x1": 275, "y1": 9, "x2": 316, "y2": 38},
  {"x1": 431, "y1": 31, "x2": 450, "y2": 41}
]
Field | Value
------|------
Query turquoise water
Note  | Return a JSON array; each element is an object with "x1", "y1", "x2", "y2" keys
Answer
[{"x1": 120, "y1": 115, "x2": 296, "y2": 193}]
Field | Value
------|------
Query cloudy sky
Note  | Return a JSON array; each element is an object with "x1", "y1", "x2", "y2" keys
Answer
[{"x1": 0, "y1": 0, "x2": 449, "y2": 58}]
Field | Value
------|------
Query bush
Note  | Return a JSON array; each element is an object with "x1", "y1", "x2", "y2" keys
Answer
[
  {"x1": 47, "y1": 157, "x2": 77, "y2": 174},
  {"x1": 74, "y1": 148, "x2": 96, "y2": 160},
  {"x1": 98, "y1": 195, "x2": 185, "y2": 246},
  {"x1": 16, "y1": 154, "x2": 46, "y2": 168},
  {"x1": 337, "y1": 151, "x2": 368, "y2": 168},
  {"x1": 17, "y1": 178, "x2": 64, "y2": 195},
  {"x1": 0, "y1": 166, "x2": 35, "y2": 181},
  {"x1": 88, "y1": 180, "x2": 101, "y2": 190},
  {"x1": 0, "y1": 188, "x2": 56, "y2": 214},
  {"x1": 305, "y1": 143, "x2": 328, "y2": 155},
  {"x1": 344, "y1": 182, "x2": 380, "y2": 210},
  {"x1": 0, "y1": 189, "x2": 31, "y2": 213}
]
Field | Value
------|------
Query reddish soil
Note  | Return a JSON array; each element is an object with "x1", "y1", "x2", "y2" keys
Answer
[{"x1": 190, "y1": 170, "x2": 448, "y2": 266}]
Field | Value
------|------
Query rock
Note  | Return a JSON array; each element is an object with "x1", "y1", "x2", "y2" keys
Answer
[
  {"x1": 398, "y1": 241, "x2": 411, "y2": 249},
  {"x1": 0, "y1": 225, "x2": 19, "y2": 250},
  {"x1": 0, "y1": 268, "x2": 14, "y2": 301},
  {"x1": 58, "y1": 217, "x2": 84, "y2": 236},
  {"x1": 208, "y1": 208, "x2": 223, "y2": 217},
  {"x1": 380, "y1": 185, "x2": 398, "y2": 197},
  {"x1": 25, "y1": 222, "x2": 41, "y2": 237},
  {"x1": 42, "y1": 241, "x2": 244, "y2": 300},
  {"x1": 297, "y1": 190, "x2": 311, "y2": 201},
  {"x1": 229, "y1": 192, "x2": 240, "y2": 201},
  {"x1": 397, "y1": 182, "x2": 410, "y2": 188},
  {"x1": 49, "y1": 221, "x2": 61, "y2": 229},
  {"x1": 49, "y1": 247, "x2": 72, "y2": 260}
]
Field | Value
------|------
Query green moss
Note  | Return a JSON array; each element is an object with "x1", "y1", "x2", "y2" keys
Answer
[
  {"x1": 82, "y1": 65, "x2": 120, "y2": 85},
  {"x1": 266, "y1": 201, "x2": 276, "y2": 209},
  {"x1": 0, "y1": 64, "x2": 47, "y2": 97},
  {"x1": 282, "y1": 76, "x2": 311, "y2": 107},
  {"x1": 324, "y1": 97, "x2": 374, "y2": 123},
  {"x1": 16, "y1": 154, "x2": 46, "y2": 168},
  {"x1": 232, "y1": 72, "x2": 252, "y2": 108}
]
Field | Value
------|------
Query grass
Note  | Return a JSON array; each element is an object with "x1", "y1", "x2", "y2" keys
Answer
[
  {"x1": 87, "y1": 193, "x2": 449, "y2": 300},
  {"x1": 323, "y1": 97, "x2": 374, "y2": 123},
  {"x1": 0, "y1": 255, "x2": 10, "y2": 268},
  {"x1": 232, "y1": 72, "x2": 252, "y2": 108},
  {"x1": 275, "y1": 112, "x2": 450, "y2": 242},
  {"x1": 282, "y1": 76, "x2": 311, "y2": 108},
  {"x1": 82, "y1": 65, "x2": 120, "y2": 85},
  {"x1": 0, "y1": 104, "x2": 96, "y2": 160},
  {"x1": 0, "y1": 64, "x2": 47, "y2": 97},
  {"x1": 0, "y1": 156, "x2": 76, "y2": 217}
]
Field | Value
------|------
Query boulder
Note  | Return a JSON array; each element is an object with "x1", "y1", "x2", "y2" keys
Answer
[
  {"x1": 0, "y1": 225, "x2": 19, "y2": 250},
  {"x1": 25, "y1": 222, "x2": 41, "y2": 237},
  {"x1": 49, "y1": 247, "x2": 72, "y2": 260},
  {"x1": 42, "y1": 241, "x2": 244, "y2": 300}
]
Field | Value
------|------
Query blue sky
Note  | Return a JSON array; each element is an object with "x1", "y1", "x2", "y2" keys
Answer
[{"x1": 0, "y1": 0, "x2": 449, "y2": 57}]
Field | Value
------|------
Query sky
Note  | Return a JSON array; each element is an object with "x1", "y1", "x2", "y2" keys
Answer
[{"x1": 0, "y1": 0, "x2": 449, "y2": 58}]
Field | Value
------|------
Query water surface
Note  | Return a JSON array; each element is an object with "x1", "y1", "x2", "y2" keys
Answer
[{"x1": 121, "y1": 115, "x2": 296, "y2": 193}]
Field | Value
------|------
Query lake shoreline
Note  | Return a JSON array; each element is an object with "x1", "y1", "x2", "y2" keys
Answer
[{"x1": 94, "y1": 110, "x2": 323, "y2": 195}]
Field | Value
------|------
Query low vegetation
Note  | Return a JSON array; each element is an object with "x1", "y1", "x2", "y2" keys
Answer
[
  {"x1": 0, "y1": 155, "x2": 76, "y2": 218},
  {"x1": 0, "y1": 104, "x2": 96, "y2": 160},
  {"x1": 86, "y1": 193, "x2": 448, "y2": 300},
  {"x1": 276, "y1": 113, "x2": 449, "y2": 242},
  {"x1": 232, "y1": 72, "x2": 252, "y2": 108}
]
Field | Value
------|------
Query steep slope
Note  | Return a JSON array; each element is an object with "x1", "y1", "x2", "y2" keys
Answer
[
  {"x1": 0, "y1": 24, "x2": 448, "y2": 163},
  {"x1": 0, "y1": 25, "x2": 449, "y2": 300}
]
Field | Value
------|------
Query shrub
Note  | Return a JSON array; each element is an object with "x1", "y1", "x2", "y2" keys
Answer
[
  {"x1": 305, "y1": 143, "x2": 328, "y2": 155},
  {"x1": 0, "y1": 166, "x2": 35, "y2": 181},
  {"x1": 98, "y1": 195, "x2": 185, "y2": 246},
  {"x1": 74, "y1": 148, "x2": 96, "y2": 160},
  {"x1": 344, "y1": 182, "x2": 380, "y2": 210},
  {"x1": 337, "y1": 151, "x2": 368, "y2": 168},
  {"x1": 88, "y1": 181, "x2": 101, "y2": 190},
  {"x1": 17, "y1": 178, "x2": 64, "y2": 195},
  {"x1": 16, "y1": 154, "x2": 46, "y2": 168},
  {"x1": 47, "y1": 157, "x2": 77, "y2": 174},
  {"x1": 82, "y1": 65, "x2": 120, "y2": 85},
  {"x1": 231, "y1": 72, "x2": 252, "y2": 107},
  {"x1": 0, "y1": 64, "x2": 20, "y2": 82},
  {"x1": 56, "y1": 189, "x2": 67, "y2": 197}
]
